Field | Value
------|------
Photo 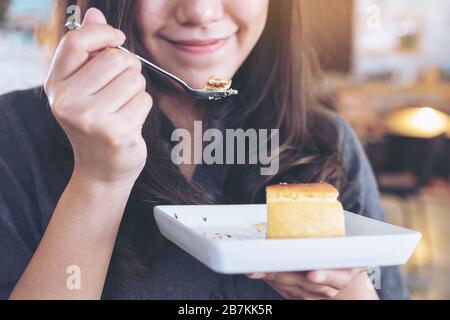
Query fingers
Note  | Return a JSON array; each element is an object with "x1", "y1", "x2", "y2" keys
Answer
[
  {"x1": 263, "y1": 272, "x2": 339, "y2": 299},
  {"x1": 69, "y1": 48, "x2": 142, "y2": 95},
  {"x1": 269, "y1": 282, "x2": 327, "y2": 300},
  {"x1": 49, "y1": 24, "x2": 126, "y2": 82},
  {"x1": 93, "y1": 67, "x2": 148, "y2": 114},
  {"x1": 43, "y1": 7, "x2": 152, "y2": 187},
  {"x1": 247, "y1": 269, "x2": 365, "y2": 300},
  {"x1": 306, "y1": 268, "x2": 366, "y2": 291},
  {"x1": 112, "y1": 91, "x2": 153, "y2": 130}
]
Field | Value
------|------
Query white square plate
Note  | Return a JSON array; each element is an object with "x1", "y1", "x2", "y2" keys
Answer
[{"x1": 154, "y1": 204, "x2": 421, "y2": 274}]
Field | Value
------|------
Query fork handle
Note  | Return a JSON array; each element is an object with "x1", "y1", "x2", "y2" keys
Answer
[{"x1": 116, "y1": 46, "x2": 187, "y2": 88}]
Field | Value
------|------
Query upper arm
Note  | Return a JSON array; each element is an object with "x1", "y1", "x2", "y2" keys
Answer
[{"x1": 337, "y1": 118, "x2": 384, "y2": 221}]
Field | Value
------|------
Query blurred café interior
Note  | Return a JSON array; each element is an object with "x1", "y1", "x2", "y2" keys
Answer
[{"x1": 1, "y1": 0, "x2": 450, "y2": 299}]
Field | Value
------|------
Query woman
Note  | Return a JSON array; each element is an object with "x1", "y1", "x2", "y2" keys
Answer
[{"x1": 0, "y1": 0, "x2": 408, "y2": 300}]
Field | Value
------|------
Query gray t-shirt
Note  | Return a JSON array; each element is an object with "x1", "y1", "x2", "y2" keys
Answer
[{"x1": 0, "y1": 87, "x2": 410, "y2": 300}]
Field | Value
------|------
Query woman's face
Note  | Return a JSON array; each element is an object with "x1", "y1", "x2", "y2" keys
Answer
[{"x1": 136, "y1": 0, "x2": 269, "y2": 90}]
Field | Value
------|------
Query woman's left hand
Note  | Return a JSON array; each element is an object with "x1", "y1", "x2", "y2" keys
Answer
[{"x1": 247, "y1": 268, "x2": 371, "y2": 300}]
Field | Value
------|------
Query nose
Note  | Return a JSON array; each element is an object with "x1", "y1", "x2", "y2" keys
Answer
[{"x1": 175, "y1": 0, "x2": 224, "y2": 27}]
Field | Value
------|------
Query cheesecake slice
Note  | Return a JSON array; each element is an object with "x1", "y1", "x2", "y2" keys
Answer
[
  {"x1": 203, "y1": 75, "x2": 232, "y2": 91},
  {"x1": 266, "y1": 182, "x2": 346, "y2": 239}
]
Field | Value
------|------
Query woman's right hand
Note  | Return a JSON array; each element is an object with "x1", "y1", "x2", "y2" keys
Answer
[{"x1": 44, "y1": 8, "x2": 153, "y2": 187}]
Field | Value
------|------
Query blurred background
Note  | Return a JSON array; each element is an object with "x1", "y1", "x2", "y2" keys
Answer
[{"x1": 0, "y1": 0, "x2": 449, "y2": 299}]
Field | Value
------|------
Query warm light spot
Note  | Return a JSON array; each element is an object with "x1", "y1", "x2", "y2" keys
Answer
[{"x1": 386, "y1": 107, "x2": 450, "y2": 138}]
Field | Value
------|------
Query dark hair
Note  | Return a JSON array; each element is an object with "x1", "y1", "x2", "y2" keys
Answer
[{"x1": 45, "y1": 0, "x2": 345, "y2": 282}]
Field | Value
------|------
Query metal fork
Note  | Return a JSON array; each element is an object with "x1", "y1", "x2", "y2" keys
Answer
[{"x1": 65, "y1": 21, "x2": 238, "y2": 101}]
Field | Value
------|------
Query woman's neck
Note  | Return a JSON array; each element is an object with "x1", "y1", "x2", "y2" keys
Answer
[
  {"x1": 156, "y1": 91, "x2": 206, "y2": 182},
  {"x1": 157, "y1": 92, "x2": 206, "y2": 130}
]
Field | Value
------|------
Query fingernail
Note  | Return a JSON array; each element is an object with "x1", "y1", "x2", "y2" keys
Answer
[
  {"x1": 247, "y1": 273, "x2": 266, "y2": 279},
  {"x1": 312, "y1": 272, "x2": 327, "y2": 283}
]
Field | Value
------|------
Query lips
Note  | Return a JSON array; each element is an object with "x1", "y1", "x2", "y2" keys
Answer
[{"x1": 163, "y1": 37, "x2": 229, "y2": 54}]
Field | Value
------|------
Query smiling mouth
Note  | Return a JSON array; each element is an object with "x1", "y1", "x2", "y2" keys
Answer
[{"x1": 163, "y1": 37, "x2": 230, "y2": 54}]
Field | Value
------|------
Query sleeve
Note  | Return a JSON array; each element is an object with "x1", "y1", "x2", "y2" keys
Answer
[
  {"x1": 0, "y1": 155, "x2": 42, "y2": 299},
  {"x1": 0, "y1": 89, "x2": 52, "y2": 299},
  {"x1": 336, "y1": 117, "x2": 411, "y2": 300}
]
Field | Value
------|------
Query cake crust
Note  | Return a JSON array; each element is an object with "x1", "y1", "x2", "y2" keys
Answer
[{"x1": 266, "y1": 182, "x2": 339, "y2": 201}]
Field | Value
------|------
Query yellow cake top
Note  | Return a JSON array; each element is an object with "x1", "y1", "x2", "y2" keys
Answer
[{"x1": 266, "y1": 182, "x2": 339, "y2": 202}]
